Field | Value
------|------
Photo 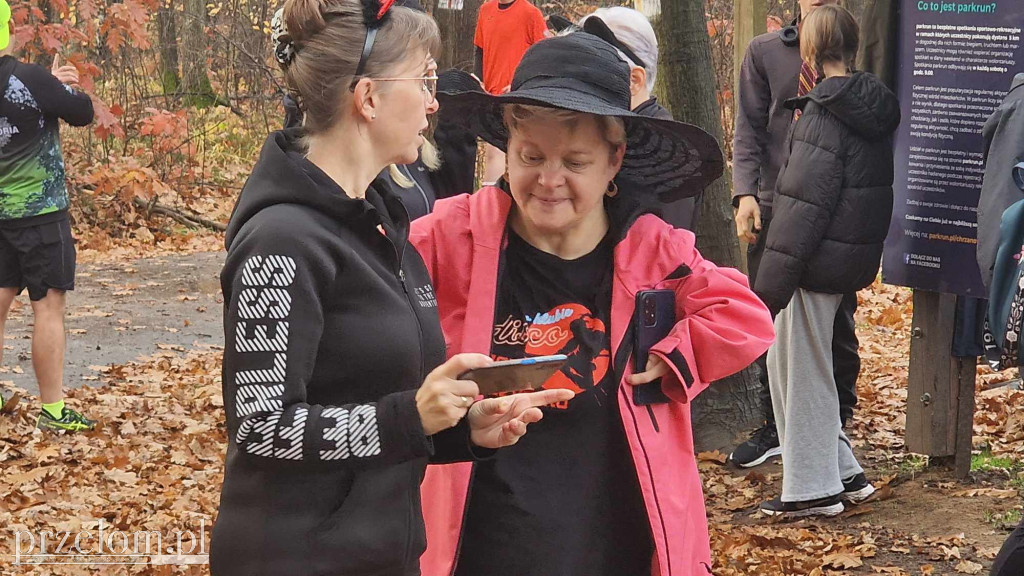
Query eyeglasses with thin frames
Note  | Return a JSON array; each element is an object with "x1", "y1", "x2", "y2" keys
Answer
[{"x1": 357, "y1": 76, "x2": 438, "y2": 101}]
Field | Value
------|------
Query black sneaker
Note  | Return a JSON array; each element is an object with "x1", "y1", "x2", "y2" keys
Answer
[
  {"x1": 841, "y1": 473, "x2": 876, "y2": 504},
  {"x1": 760, "y1": 494, "x2": 845, "y2": 518},
  {"x1": 728, "y1": 423, "x2": 782, "y2": 468}
]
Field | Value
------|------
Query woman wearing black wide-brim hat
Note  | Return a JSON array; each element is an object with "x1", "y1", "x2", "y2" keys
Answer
[{"x1": 412, "y1": 32, "x2": 775, "y2": 576}]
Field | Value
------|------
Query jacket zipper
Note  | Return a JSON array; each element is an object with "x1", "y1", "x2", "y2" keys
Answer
[
  {"x1": 401, "y1": 164, "x2": 431, "y2": 215},
  {"x1": 646, "y1": 405, "x2": 660, "y2": 432},
  {"x1": 614, "y1": 308, "x2": 671, "y2": 574},
  {"x1": 378, "y1": 202, "x2": 426, "y2": 389},
  {"x1": 389, "y1": 240, "x2": 425, "y2": 383}
]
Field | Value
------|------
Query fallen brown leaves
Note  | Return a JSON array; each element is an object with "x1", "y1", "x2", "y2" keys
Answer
[
  {"x1": 76, "y1": 231, "x2": 224, "y2": 265},
  {"x1": 702, "y1": 280, "x2": 1016, "y2": 575},
  {"x1": 1, "y1": 280, "x2": 1020, "y2": 575},
  {"x1": 0, "y1": 348, "x2": 223, "y2": 575}
]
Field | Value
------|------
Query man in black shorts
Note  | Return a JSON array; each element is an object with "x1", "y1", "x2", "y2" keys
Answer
[{"x1": 0, "y1": 3, "x2": 96, "y2": 431}]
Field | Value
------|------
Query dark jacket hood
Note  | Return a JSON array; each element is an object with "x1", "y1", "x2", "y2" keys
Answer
[
  {"x1": 225, "y1": 128, "x2": 374, "y2": 249},
  {"x1": 632, "y1": 97, "x2": 673, "y2": 121},
  {"x1": 788, "y1": 72, "x2": 900, "y2": 140}
]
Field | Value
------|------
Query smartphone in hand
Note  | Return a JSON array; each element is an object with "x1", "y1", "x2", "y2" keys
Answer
[
  {"x1": 632, "y1": 290, "x2": 675, "y2": 405},
  {"x1": 458, "y1": 355, "x2": 568, "y2": 396}
]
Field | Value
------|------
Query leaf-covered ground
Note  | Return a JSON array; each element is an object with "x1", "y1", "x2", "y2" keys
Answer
[{"x1": 1, "y1": 271, "x2": 1021, "y2": 575}]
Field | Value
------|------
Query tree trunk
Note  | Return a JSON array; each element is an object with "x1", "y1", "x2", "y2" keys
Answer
[
  {"x1": 156, "y1": 0, "x2": 182, "y2": 96},
  {"x1": 181, "y1": 0, "x2": 216, "y2": 107},
  {"x1": 432, "y1": 0, "x2": 486, "y2": 72},
  {"x1": 645, "y1": 0, "x2": 763, "y2": 452}
]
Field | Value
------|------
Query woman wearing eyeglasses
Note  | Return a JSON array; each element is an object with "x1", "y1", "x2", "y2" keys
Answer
[{"x1": 210, "y1": 2, "x2": 571, "y2": 575}]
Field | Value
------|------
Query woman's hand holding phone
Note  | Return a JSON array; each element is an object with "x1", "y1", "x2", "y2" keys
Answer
[
  {"x1": 467, "y1": 388, "x2": 575, "y2": 448},
  {"x1": 416, "y1": 353, "x2": 491, "y2": 436},
  {"x1": 417, "y1": 353, "x2": 574, "y2": 445},
  {"x1": 626, "y1": 355, "x2": 669, "y2": 386}
]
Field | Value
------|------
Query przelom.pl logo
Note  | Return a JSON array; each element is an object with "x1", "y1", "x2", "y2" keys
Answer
[{"x1": 10, "y1": 518, "x2": 209, "y2": 566}]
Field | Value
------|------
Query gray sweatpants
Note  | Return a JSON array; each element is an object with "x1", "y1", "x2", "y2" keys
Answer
[{"x1": 768, "y1": 288, "x2": 864, "y2": 502}]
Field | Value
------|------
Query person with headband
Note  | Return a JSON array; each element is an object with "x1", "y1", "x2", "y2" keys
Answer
[
  {"x1": 276, "y1": 1, "x2": 475, "y2": 219},
  {"x1": 413, "y1": 32, "x2": 774, "y2": 576},
  {"x1": 0, "y1": 0, "x2": 96, "y2": 431},
  {"x1": 275, "y1": 0, "x2": 440, "y2": 221},
  {"x1": 210, "y1": 2, "x2": 571, "y2": 574}
]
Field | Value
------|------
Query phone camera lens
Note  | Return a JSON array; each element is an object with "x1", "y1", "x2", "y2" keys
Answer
[{"x1": 643, "y1": 298, "x2": 657, "y2": 327}]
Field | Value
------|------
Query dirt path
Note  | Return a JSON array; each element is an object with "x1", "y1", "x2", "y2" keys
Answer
[
  {"x1": 0, "y1": 251, "x2": 225, "y2": 397},
  {"x1": 706, "y1": 448, "x2": 1016, "y2": 574}
]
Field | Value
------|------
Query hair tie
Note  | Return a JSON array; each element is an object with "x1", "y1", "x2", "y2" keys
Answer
[
  {"x1": 362, "y1": 0, "x2": 396, "y2": 27},
  {"x1": 271, "y1": 8, "x2": 296, "y2": 66}
]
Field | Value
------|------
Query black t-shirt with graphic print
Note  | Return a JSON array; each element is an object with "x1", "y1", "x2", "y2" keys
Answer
[{"x1": 454, "y1": 227, "x2": 653, "y2": 576}]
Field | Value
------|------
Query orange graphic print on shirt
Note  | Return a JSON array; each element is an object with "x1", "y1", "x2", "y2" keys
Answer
[{"x1": 492, "y1": 303, "x2": 611, "y2": 402}]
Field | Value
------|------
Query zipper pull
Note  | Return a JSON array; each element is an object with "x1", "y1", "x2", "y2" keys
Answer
[{"x1": 399, "y1": 269, "x2": 408, "y2": 293}]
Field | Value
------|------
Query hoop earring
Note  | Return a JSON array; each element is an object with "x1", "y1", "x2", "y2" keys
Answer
[{"x1": 606, "y1": 180, "x2": 618, "y2": 197}]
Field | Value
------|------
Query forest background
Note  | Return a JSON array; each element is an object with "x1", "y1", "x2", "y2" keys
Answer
[{"x1": 6, "y1": 1, "x2": 1024, "y2": 575}]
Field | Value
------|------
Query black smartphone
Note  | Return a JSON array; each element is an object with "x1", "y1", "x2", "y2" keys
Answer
[
  {"x1": 458, "y1": 355, "x2": 568, "y2": 396},
  {"x1": 632, "y1": 290, "x2": 675, "y2": 405}
]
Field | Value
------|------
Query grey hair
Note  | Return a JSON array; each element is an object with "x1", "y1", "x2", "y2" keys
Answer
[{"x1": 582, "y1": 7, "x2": 659, "y2": 93}]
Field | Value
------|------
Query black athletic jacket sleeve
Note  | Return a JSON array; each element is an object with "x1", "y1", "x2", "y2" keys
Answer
[
  {"x1": 18, "y1": 63, "x2": 94, "y2": 126},
  {"x1": 222, "y1": 216, "x2": 434, "y2": 471}
]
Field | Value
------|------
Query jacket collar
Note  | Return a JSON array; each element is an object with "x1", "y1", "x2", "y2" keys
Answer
[{"x1": 465, "y1": 186, "x2": 682, "y2": 292}]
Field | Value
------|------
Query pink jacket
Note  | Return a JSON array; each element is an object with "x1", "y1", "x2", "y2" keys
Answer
[{"x1": 410, "y1": 187, "x2": 774, "y2": 576}]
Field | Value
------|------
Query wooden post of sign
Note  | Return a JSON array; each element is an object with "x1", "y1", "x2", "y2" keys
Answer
[
  {"x1": 731, "y1": 0, "x2": 765, "y2": 273},
  {"x1": 733, "y1": 0, "x2": 766, "y2": 90},
  {"x1": 905, "y1": 290, "x2": 977, "y2": 479}
]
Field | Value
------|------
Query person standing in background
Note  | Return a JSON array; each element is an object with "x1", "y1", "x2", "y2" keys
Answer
[
  {"x1": 729, "y1": 0, "x2": 861, "y2": 470},
  {"x1": 976, "y1": 73, "x2": 1024, "y2": 289},
  {"x1": 755, "y1": 5, "x2": 895, "y2": 518},
  {"x1": 0, "y1": 0, "x2": 97, "y2": 432},
  {"x1": 474, "y1": 0, "x2": 548, "y2": 184},
  {"x1": 581, "y1": 7, "x2": 703, "y2": 231}
]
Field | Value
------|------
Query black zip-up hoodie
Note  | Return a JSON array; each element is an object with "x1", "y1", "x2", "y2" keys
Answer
[
  {"x1": 212, "y1": 129, "x2": 473, "y2": 576},
  {"x1": 755, "y1": 72, "x2": 900, "y2": 313}
]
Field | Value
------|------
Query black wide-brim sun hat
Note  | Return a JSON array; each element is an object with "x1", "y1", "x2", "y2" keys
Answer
[{"x1": 437, "y1": 32, "x2": 724, "y2": 201}]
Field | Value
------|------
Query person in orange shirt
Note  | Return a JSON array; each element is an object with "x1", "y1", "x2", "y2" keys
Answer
[{"x1": 474, "y1": 0, "x2": 548, "y2": 184}]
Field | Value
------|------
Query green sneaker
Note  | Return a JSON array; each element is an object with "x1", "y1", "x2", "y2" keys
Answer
[
  {"x1": 0, "y1": 391, "x2": 21, "y2": 415},
  {"x1": 36, "y1": 406, "x2": 97, "y2": 432}
]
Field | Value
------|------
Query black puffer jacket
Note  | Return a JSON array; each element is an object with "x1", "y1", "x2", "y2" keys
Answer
[{"x1": 754, "y1": 72, "x2": 900, "y2": 313}]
